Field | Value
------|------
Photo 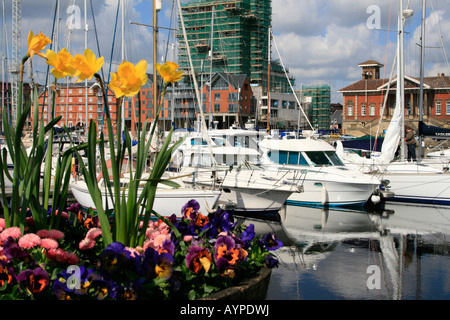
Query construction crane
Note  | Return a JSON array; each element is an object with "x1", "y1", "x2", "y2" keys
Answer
[{"x1": 10, "y1": 0, "x2": 21, "y2": 127}]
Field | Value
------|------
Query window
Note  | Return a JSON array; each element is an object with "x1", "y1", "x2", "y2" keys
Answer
[
  {"x1": 268, "y1": 151, "x2": 308, "y2": 166},
  {"x1": 304, "y1": 151, "x2": 344, "y2": 167},
  {"x1": 79, "y1": 98, "x2": 83, "y2": 102},
  {"x1": 215, "y1": 93, "x2": 221, "y2": 102},
  {"x1": 228, "y1": 104, "x2": 237, "y2": 113},
  {"x1": 78, "y1": 89, "x2": 83, "y2": 94},
  {"x1": 436, "y1": 100, "x2": 442, "y2": 115},
  {"x1": 228, "y1": 92, "x2": 239, "y2": 102},
  {"x1": 361, "y1": 103, "x2": 366, "y2": 116},
  {"x1": 347, "y1": 101, "x2": 353, "y2": 116},
  {"x1": 305, "y1": 151, "x2": 332, "y2": 166},
  {"x1": 369, "y1": 103, "x2": 375, "y2": 116},
  {"x1": 446, "y1": 100, "x2": 450, "y2": 115},
  {"x1": 325, "y1": 151, "x2": 344, "y2": 166},
  {"x1": 214, "y1": 104, "x2": 220, "y2": 112}
]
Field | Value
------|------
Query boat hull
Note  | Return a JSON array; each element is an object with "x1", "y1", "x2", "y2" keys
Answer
[
  {"x1": 286, "y1": 179, "x2": 378, "y2": 207},
  {"x1": 381, "y1": 171, "x2": 450, "y2": 205},
  {"x1": 219, "y1": 186, "x2": 292, "y2": 212},
  {"x1": 70, "y1": 181, "x2": 221, "y2": 218},
  {"x1": 186, "y1": 168, "x2": 296, "y2": 212}
]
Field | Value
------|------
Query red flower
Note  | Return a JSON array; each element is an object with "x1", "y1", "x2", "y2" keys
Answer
[
  {"x1": 185, "y1": 246, "x2": 212, "y2": 274},
  {"x1": 16, "y1": 267, "x2": 50, "y2": 296}
]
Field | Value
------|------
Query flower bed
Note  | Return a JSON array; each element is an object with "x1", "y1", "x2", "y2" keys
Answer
[{"x1": 0, "y1": 200, "x2": 282, "y2": 300}]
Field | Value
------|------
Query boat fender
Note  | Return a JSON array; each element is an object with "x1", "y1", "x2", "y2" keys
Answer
[
  {"x1": 371, "y1": 194, "x2": 381, "y2": 204},
  {"x1": 321, "y1": 185, "x2": 328, "y2": 205}
]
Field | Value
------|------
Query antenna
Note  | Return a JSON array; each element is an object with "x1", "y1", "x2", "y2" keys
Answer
[{"x1": 11, "y1": 0, "x2": 21, "y2": 127}]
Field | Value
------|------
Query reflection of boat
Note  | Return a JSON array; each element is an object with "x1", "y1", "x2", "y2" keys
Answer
[
  {"x1": 280, "y1": 204, "x2": 380, "y2": 243},
  {"x1": 264, "y1": 201, "x2": 450, "y2": 300}
]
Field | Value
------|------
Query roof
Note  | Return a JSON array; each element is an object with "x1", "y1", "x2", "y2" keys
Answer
[
  {"x1": 338, "y1": 75, "x2": 450, "y2": 93},
  {"x1": 358, "y1": 60, "x2": 384, "y2": 67},
  {"x1": 211, "y1": 72, "x2": 248, "y2": 90},
  {"x1": 259, "y1": 138, "x2": 336, "y2": 152}
]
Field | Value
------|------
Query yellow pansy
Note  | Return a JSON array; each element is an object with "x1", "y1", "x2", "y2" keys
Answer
[
  {"x1": 155, "y1": 61, "x2": 184, "y2": 84},
  {"x1": 46, "y1": 48, "x2": 76, "y2": 79},
  {"x1": 108, "y1": 60, "x2": 148, "y2": 98},
  {"x1": 26, "y1": 30, "x2": 52, "y2": 59},
  {"x1": 73, "y1": 48, "x2": 104, "y2": 83}
]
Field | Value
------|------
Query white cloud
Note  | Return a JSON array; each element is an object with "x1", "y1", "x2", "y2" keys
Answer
[
  {"x1": 271, "y1": 0, "x2": 450, "y2": 102},
  {"x1": 5, "y1": 0, "x2": 450, "y2": 103}
]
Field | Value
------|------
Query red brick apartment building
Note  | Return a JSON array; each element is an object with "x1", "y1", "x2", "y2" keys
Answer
[
  {"x1": 33, "y1": 71, "x2": 253, "y2": 135},
  {"x1": 338, "y1": 60, "x2": 450, "y2": 137}
]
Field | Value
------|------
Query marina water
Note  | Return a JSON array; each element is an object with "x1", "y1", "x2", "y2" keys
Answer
[{"x1": 240, "y1": 202, "x2": 450, "y2": 300}]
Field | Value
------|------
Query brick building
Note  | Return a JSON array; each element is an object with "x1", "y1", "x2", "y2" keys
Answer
[
  {"x1": 36, "y1": 82, "x2": 119, "y2": 136},
  {"x1": 338, "y1": 60, "x2": 450, "y2": 137},
  {"x1": 33, "y1": 71, "x2": 254, "y2": 134}
]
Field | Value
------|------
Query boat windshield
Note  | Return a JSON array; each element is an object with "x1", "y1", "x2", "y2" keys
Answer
[{"x1": 305, "y1": 151, "x2": 344, "y2": 167}]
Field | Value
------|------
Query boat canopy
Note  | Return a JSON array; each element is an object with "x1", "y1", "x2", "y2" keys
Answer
[{"x1": 419, "y1": 121, "x2": 450, "y2": 139}]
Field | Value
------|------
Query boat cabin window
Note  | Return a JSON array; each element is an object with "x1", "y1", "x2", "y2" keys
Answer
[
  {"x1": 190, "y1": 152, "x2": 260, "y2": 167},
  {"x1": 325, "y1": 151, "x2": 344, "y2": 166},
  {"x1": 190, "y1": 138, "x2": 208, "y2": 146},
  {"x1": 304, "y1": 151, "x2": 344, "y2": 166},
  {"x1": 211, "y1": 137, "x2": 227, "y2": 146},
  {"x1": 268, "y1": 151, "x2": 308, "y2": 166},
  {"x1": 233, "y1": 136, "x2": 250, "y2": 148}
]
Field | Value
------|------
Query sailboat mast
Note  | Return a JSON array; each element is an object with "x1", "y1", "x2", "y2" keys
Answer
[
  {"x1": 208, "y1": 5, "x2": 214, "y2": 129},
  {"x1": 84, "y1": 0, "x2": 89, "y2": 139},
  {"x1": 121, "y1": 0, "x2": 125, "y2": 135},
  {"x1": 266, "y1": 27, "x2": 271, "y2": 132},
  {"x1": 398, "y1": 0, "x2": 406, "y2": 161},
  {"x1": 418, "y1": 0, "x2": 426, "y2": 160}
]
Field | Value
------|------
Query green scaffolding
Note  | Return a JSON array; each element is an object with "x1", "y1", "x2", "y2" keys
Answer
[
  {"x1": 178, "y1": 0, "x2": 284, "y2": 89},
  {"x1": 302, "y1": 84, "x2": 331, "y2": 130}
]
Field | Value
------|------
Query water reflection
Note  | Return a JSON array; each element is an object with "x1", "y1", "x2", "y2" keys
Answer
[{"x1": 235, "y1": 203, "x2": 450, "y2": 300}]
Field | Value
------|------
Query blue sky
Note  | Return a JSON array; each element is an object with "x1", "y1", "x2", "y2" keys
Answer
[{"x1": 1, "y1": 0, "x2": 450, "y2": 103}]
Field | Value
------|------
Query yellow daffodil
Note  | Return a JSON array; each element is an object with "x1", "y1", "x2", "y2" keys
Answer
[
  {"x1": 73, "y1": 48, "x2": 104, "y2": 83},
  {"x1": 26, "y1": 30, "x2": 52, "y2": 59},
  {"x1": 155, "y1": 61, "x2": 184, "y2": 84},
  {"x1": 108, "y1": 60, "x2": 148, "y2": 98},
  {"x1": 46, "y1": 48, "x2": 76, "y2": 79}
]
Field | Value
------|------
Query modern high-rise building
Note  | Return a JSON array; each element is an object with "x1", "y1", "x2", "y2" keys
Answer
[{"x1": 177, "y1": 0, "x2": 292, "y2": 92}]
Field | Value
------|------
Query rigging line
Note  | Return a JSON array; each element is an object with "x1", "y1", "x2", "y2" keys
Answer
[
  {"x1": 163, "y1": 0, "x2": 176, "y2": 62},
  {"x1": 270, "y1": 29, "x2": 314, "y2": 131},
  {"x1": 90, "y1": 0, "x2": 105, "y2": 81},
  {"x1": 40, "y1": 0, "x2": 59, "y2": 120},
  {"x1": 100, "y1": 0, "x2": 121, "y2": 132},
  {"x1": 429, "y1": 0, "x2": 450, "y2": 75}
]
